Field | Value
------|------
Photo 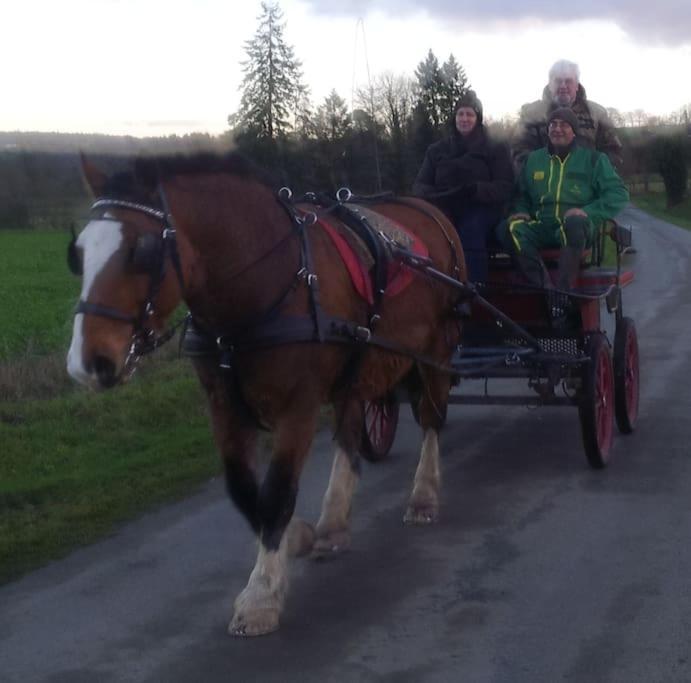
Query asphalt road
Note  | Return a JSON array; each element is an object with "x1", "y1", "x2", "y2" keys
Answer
[{"x1": 3, "y1": 206, "x2": 691, "y2": 683}]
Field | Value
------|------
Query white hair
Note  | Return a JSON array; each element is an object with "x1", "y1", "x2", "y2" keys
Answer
[{"x1": 548, "y1": 59, "x2": 580, "y2": 83}]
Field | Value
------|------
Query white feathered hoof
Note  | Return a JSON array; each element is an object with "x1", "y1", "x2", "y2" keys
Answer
[
  {"x1": 403, "y1": 500, "x2": 439, "y2": 525},
  {"x1": 228, "y1": 587, "x2": 281, "y2": 637}
]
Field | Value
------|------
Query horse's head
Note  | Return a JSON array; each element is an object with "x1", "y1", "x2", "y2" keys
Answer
[{"x1": 66, "y1": 156, "x2": 183, "y2": 389}]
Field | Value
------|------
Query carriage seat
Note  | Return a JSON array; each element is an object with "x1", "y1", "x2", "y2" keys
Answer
[{"x1": 538, "y1": 247, "x2": 593, "y2": 267}]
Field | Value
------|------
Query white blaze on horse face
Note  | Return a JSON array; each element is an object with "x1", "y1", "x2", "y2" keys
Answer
[{"x1": 66, "y1": 216, "x2": 124, "y2": 386}]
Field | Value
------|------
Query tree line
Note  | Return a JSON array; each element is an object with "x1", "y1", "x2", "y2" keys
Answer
[
  {"x1": 228, "y1": 2, "x2": 690, "y2": 205},
  {"x1": 0, "y1": 1, "x2": 689, "y2": 229}
]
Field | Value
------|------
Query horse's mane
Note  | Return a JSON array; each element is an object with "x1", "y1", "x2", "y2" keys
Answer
[
  {"x1": 134, "y1": 151, "x2": 275, "y2": 191},
  {"x1": 103, "y1": 169, "x2": 163, "y2": 208}
]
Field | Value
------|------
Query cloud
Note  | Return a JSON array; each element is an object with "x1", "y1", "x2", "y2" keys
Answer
[{"x1": 300, "y1": 0, "x2": 691, "y2": 45}]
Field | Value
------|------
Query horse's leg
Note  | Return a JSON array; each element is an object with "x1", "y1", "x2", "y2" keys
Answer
[
  {"x1": 229, "y1": 404, "x2": 319, "y2": 637},
  {"x1": 193, "y1": 359, "x2": 263, "y2": 532},
  {"x1": 404, "y1": 364, "x2": 451, "y2": 525},
  {"x1": 313, "y1": 397, "x2": 362, "y2": 558}
]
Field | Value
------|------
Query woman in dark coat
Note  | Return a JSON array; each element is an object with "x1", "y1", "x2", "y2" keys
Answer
[{"x1": 413, "y1": 90, "x2": 514, "y2": 282}]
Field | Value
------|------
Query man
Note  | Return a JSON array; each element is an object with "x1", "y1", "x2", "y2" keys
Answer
[
  {"x1": 497, "y1": 108, "x2": 629, "y2": 294},
  {"x1": 512, "y1": 59, "x2": 623, "y2": 171}
]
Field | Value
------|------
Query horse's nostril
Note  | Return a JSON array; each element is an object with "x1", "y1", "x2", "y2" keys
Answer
[{"x1": 93, "y1": 355, "x2": 118, "y2": 388}]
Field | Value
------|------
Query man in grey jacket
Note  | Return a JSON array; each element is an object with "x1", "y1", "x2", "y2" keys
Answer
[{"x1": 512, "y1": 59, "x2": 623, "y2": 171}]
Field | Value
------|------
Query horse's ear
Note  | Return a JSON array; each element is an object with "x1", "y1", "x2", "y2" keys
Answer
[
  {"x1": 133, "y1": 157, "x2": 160, "y2": 194},
  {"x1": 80, "y1": 152, "x2": 108, "y2": 197}
]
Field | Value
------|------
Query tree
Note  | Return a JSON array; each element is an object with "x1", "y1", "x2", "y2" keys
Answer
[
  {"x1": 314, "y1": 90, "x2": 351, "y2": 143},
  {"x1": 439, "y1": 54, "x2": 469, "y2": 119},
  {"x1": 228, "y1": 2, "x2": 309, "y2": 148},
  {"x1": 653, "y1": 135, "x2": 689, "y2": 207},
  {"x1": 414, "y1": 51, "x2": 470, "y2": 134},
  {"x1": 414, "y1": 50, "x2": 445, "y2": 130}
]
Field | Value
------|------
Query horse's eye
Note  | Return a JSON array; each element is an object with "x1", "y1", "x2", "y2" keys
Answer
[{"x1": 67, "y1": 238, "x2": 83, "y2": 276}]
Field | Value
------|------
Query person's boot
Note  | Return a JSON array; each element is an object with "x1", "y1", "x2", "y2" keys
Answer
[
  {"x1": 557, "y1": 246, "x2": 582, "y2": 291},
  {"x1": 515, "y1": 254, "x2": 552, "y2": 289}
]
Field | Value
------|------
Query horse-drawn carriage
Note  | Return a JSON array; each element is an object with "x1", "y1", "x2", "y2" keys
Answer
[
  {"x1": 66, "y1": 153, "x2": 638, "y2": 636},
  {"x1": 361, "y1": 216, "x2": 639, "y2": 469}
]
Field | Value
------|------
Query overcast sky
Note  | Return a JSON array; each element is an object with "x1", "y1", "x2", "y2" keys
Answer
[{"x1": 3, "y1": 0, "x2": 690, "y2": 136}]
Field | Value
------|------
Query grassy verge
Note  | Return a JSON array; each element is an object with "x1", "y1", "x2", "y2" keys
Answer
[
  {"x1": 631, "y1": 192, "x2": 691, "y2": 231},
  {"x1": 0, "y1": 359, "x2": 219, "y2": 584}
]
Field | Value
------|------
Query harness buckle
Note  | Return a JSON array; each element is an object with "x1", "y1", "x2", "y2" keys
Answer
[
  {"x1": 278, "y1": 187, "x2": 293, "y2": 200},
  {"x1": 336, "y1": 187, "x2": 353, "y2": 202},
  {"x1": 354, "y1": 326, "x2": 372, "y2": 343},
  {"x1": 307, "y1": 273, "x2": 318, "y2": 286},
  {"x1": 162, "y1": 227, "x2": 176, "y2": 239}
]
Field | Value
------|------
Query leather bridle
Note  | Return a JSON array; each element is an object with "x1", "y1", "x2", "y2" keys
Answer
[{"x1": 70, "y1": 199, "x2": 186, "y2": 379}]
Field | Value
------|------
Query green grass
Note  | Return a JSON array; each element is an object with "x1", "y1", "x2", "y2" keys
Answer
[
  {"x1": 0, "y1": 359, "x2": 218, "y2": 584},
  {"x1": 632, "y1": 192, "x2": 691, "y2": 230},
  {"x1": 0, "y1": 229, "x2": 80, "y2": 360}
]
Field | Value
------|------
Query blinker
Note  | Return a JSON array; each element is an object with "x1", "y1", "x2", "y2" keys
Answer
[{"x1": 131, "y1": 232, "x2": 163, "y2": 273}]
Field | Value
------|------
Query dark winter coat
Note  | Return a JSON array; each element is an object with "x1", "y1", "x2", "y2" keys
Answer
[{"x1": 412, "y1": 125, "x2": 514, "y2": 226}]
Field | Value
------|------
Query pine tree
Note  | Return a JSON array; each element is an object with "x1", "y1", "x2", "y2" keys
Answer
[
  {"x1": 414, "y1": 50, "x2": 444, "y2": 130},
  {"x1": 315, "y1": 90, "x2": 351, "y2": 143},
  {"x1": 228, "y1": 2, "x2": 309, "y2": 143},
  {"x1": 439, "y1": 55, "x2": 469, "y2": 121}
]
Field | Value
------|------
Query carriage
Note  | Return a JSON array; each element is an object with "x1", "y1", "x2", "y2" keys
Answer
[
  {"x1": 67, "y1": 154, "x2": 638, "y2": 636},
  {"x1": 361, "y1": 216, "x2": 639, "y2": 469}
]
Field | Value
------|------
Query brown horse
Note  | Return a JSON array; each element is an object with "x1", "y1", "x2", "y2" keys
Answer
[{"x1": 67, "y1": 153, "x2": 465, "y2": 636}]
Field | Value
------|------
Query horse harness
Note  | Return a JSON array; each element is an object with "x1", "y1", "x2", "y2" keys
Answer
[{"x1": 69, "y1": 192, "x2": 465, "y2": 399}]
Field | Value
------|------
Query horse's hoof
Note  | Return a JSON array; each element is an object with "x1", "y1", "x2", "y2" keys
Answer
[
  {"x1": 228, "y1": 608, "x2": 280, "y2": 637},
  {"x1": 403, "y1": 504, "x2": 438, "y2": 525},
  {"x1": 286, "y1": 518, "x2": 316, "y2": 558},
  {"x1": 311, "y1": 529, "x2": 351, "y2": 561}
]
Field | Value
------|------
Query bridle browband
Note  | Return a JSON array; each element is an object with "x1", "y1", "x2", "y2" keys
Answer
[{"x1": 74, "y1": 198, "x2": 186, "y2": 378}]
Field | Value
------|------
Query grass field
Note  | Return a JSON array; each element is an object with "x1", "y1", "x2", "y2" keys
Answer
[
  {"x1": 0, "y1": 360, "x2": 218, "y2": 583},
  {"x1": 1, "y1": 229, "x2": 219, "y2": 583},
  {"x1": 0, "y1": 230, "x2": 80, "y2": 360}
]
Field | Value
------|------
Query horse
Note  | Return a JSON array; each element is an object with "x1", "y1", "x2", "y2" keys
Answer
[{"x1": 66, "y1": 152, "x2": 465, "y2": 636}]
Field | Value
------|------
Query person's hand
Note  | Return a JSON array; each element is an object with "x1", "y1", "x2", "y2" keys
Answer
[
  {"x1": 564, "y1": 207, "x2": 587, "y2": 218},
  {"x1": 508, "y1": 212, "x2": 530, "y2": 222},
  {"x1": 455, "y1": 183, "x2": 477, "y2": 199}
]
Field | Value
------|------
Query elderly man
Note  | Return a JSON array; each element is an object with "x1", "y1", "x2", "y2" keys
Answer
[
  {"x1": 497, "y1": 108, "x2": 629, "y2": 295},
  {"x1": 512, "y1": 59, "x2": 623, "y2": 171}
]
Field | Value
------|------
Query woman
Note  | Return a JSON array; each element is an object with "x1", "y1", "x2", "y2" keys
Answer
[{"x1": 413, "y1": 90, "x2": 513, "y2": 282}]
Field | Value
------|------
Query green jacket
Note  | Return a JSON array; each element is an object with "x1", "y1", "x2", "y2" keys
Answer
[{"x1": 514, "y1": 144, "x2": 629, "y2": 228}]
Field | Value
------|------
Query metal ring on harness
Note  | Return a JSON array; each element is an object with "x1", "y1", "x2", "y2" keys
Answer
[
  {"x1": 302, "y1": 212, "x2": 317, "y2": 226},
  {"x1": 336, "y1": 187, "x2": 352, "y2": 202},
  {"x1": 278, "y1": 187, "x2": 293, "y2": 200}
]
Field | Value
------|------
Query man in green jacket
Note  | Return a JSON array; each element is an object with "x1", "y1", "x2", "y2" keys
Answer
[{"x1": 497, "y1": 107, "x2": 629, "y2": 292}]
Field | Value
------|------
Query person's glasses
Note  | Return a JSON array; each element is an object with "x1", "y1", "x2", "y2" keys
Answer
[{"x1": 548, "y1": 120, "x2": 572, "y2": 129}]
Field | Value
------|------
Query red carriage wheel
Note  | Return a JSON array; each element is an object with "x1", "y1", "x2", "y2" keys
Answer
[
  {"x1": 361, "y1": 394, "x2": 400, "y2": 462},
  {"x1": 613, "y1": 317, "x2": 640, "y2": 434},
  {"x1": 578, "y1": 333, "x2": 615, "y2": 469}
]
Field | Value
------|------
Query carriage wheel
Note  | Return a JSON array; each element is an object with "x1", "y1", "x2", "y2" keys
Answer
[
  {"x1": 578, "y1": 333, "x2": 615, "y2": 469},
  {"x1": 361, "y1": 395, "x2": 400, "y2": 462},
  {"x1": 614, "y1": 317, "x2": 640, "y2": 434}
]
